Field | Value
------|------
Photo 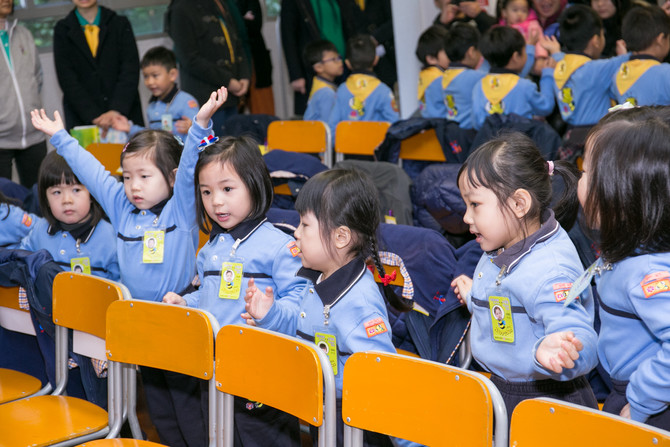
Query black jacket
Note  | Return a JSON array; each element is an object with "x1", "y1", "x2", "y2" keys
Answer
[{"x1": 53, "y1": 6, "x2": 143, "y2": 130}]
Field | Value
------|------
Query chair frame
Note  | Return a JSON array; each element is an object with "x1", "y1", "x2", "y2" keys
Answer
[{"x1": 266, "y1": 120, "x2": 333, "y2": 168}]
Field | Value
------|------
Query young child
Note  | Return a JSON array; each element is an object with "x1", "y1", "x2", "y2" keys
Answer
[
  {"x1": 498, "y1": 0, "x2": 548, "y2": 61},
  {"x1": 328, "y1": 34, "x2": 399, "y2": 135},
  {"x1": 416, "y1": 25, "x2": 450, "y2": 118},
  {"x1": 542, "y1": 5, "x2": 629, "y2": 127},
  {"x1": 20, "y1": 151, "x2": 118, "y2": 280},
  {"x1": 611, "y1": 5, "x2": 670, "y2": 106},
  {"x1": 303, "y1": 39, "x2": 344, "y2": 122},
  {"x1": 114, "y1": 46, "x2": 200, "y2": 141},
  {"x1": 471, "y1": 26, "x2": 555, "y2": 130},
  {"x1": 0, "y1": 191, "x2": 36, "y2": 249},
  {"x1": 443, "y1": 23, "x2": 487, "y2": 129},
  {"x1": 243, "y1": 168, "x2": 412, "y2": 446},
  {"x1": 576, "y1": 106, "x2": 670, "y2": 429},
  {"x1": 450, "y1": 132, "x2": 598, "y2": 418},
  {"x1": 162, "y1": 134, "x2": 308, "y2": 446}
]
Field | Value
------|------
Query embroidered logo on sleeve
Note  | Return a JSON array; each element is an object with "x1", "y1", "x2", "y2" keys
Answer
[
  {"x1": 364, "y1": 317, "x2": 388, "y2": 338},
  {"x1": 21, "y1": 213, "x2": 32, "y2": 227},
  {"x1": 188, "y1": 100, "x2": 198, "y2": 108},
  {"x1": 287, "y1": 241, "x2": 301, "y2": 257},
  {"x1": 553, "y1": 282, "x2": 573, "y2": 302},
  {"x1": 641, "y1": 271, "x2": 670, "y2": 298}
]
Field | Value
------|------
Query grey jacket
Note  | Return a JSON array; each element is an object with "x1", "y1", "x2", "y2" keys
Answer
[{"x1": 0, "y1": 19, "x2": 45, "y2": 149}]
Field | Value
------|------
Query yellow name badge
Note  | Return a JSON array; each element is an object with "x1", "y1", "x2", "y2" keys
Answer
[
  {"x1": 489, "y1": 295, "x2": 515, "y2": 343},
  {"x1": 142, "y1": 230, "x2": 165, "y2": 264},
  {"x1": 219, "y1": 262, "x2": 243, "y2": 299},
  {"x1": 70, "y1": 257, "x2": 91, "y2": 274},
  {"x1": 314, "y1": 332, "x2": 338, "y2": 375}
]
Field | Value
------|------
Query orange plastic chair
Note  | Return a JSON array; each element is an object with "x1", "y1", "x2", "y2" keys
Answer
[
  {"x1": 342, "y1": 351, "x2": 507, "y2": 447},
  {"x1": 398, "y1": 128, "x2": 446, "y2": 163},
  {"x1": 334, "y1": 121, "x2": 390, "y2": 163},
  {"x1": 0, "y1": 273, "x2": 130, "y2": 446},
  {"x1": 510, "y1": 397, "x2": 670, "y2": 446},
  {"x1": 267, "y1": 120, "x2": 332, "y2": 167},
  {"x1": 86, "y1": 143, "x2": 124, "y2": 175},
  {"x1": 0, "y1": 286, "x2": 52, "y2": 404},
  {"x1": 216, "y1": 324, "x2": 336, "y2": 447}
]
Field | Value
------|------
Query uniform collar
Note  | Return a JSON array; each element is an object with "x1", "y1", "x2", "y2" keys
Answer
[
  {"x1": 492, "y1": 209, "x2": 560, "y2": 273},
  {"x1": 150, "y1": 84, "x2": 179, "y2": 104},
  {"x1": 48, "y1": 215, "x2": 96, "y2": 243},
  {"x1": 209, "y1": 216, "x2": 267, "y2": 242},
  {"x1": 489, "y1": 67, "x2": 518, "y2": 75},
  {"x1": 315, "y1": 75, "x2": 337, "y2": 88},
  {"x1": 630, "y1": 54, "x2": 660, "y2": 62},
  {"x1": 298, "y1": 257, "x2": 367, "y2": 307},
  {"x1": 75, "y1": 7, "x2": 101, "y2": 26},
  {"x1": 448, "y1": 62, "x2": 470, "y2": 69},
  {"x1": 131, "y1": 198, "x2": 169, "y2": 216}
]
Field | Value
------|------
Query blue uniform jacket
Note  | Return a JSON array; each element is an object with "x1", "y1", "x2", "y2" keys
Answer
[
  {"x1": 0, "y1": 204, "x2": 37, "y2": 248},
  {"x1": 20, "y1": 217, "x2": 119, "y2": 281},
  {"x1": 183, "y1": 217, "x2": 307, "y2": 327},
  {"x1": 130, "y1": 86, "x2": 199, "y2": 141},
  {"x1": 610, "y1": 56, "x2": 670, "y2": 107},
  {"x1": 51, "y1": 119, "x2": 208, "y2": 300},
  {"x1": 328, "y1": 72, "x2": 399, "y2": 137},
  {"x1": 550, "y1": 52, "x2": 629, "y2": 126},
  {"x1": 443, "y1": 63, "x2": 487, "y2": 129},
  {"x1": 467, "y1": 211, "x2": 597, "y2": 381},
  {"x1": 471, "y1": 66, "x2": 555, "y2": 130},
  {"x1": 304, "y1": 76, "x2": 337, "y2": 122},
  {"x1": 596, "y1": 253, "x2": 670, "y2": 423},
  {"x1": 419, "y1": 66, "x2": 447, "y2": 119},
  {"x1": 257, "y1": 257, "x2": 395, "y2": 396}
]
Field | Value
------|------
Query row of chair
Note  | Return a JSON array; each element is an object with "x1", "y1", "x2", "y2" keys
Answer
[{"x1": 2, "y1": 275, "x2": 669, "y2": 446}]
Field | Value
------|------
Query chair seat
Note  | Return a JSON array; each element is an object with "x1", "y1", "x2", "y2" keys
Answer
[
  {"x1": 0, "y1": 368, "x2": 42, "y2": 404},
  {"x1": 78, "y1": 440, "x2": 164, "y2": 446},
  {"x1": 0, "y1": 395, "x2": 108, "y2": 446}
]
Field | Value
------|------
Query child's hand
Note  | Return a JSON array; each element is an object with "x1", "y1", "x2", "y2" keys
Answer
[
  {"x1": 195, "y1": 87, "x2": 228, "y2": 128},
  {"x1": 539, "y1": 35, "x2": 561, "y2": 55},
  {"x1": 536, "y1": 331, "x2": 583, "y2": 374},
  {"x1": 450, "y1": 274, "x2": 473, "y2": 306},
  {"x1": 620, "y1": 403, "x2": 631, "y2": 419},
  {"x1": 616, "y1": 39, "x2": 627, "y2": 56},
  {"x1": 112, "y1": 115, "x2": 131, "y2": 133},
  {"x1": 527, "y1": 28, "x2": 540, "y2": 46},
  {"x1": 241, "y1": 277, "x2": 275, "y2": 324},
  {"x1": 31, "y1": 109, "x2": 65, "y2": 137},
  {"x1": 162, "y1": 292, "x2": 186, "y2": 306},
  {"x1": 175, "y1": 116, "x2": 192, "y2": 135}
]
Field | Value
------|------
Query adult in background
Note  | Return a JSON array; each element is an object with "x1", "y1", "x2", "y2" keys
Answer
[
  {"x1": 434, "y1": 0, "x2": 497, "y2": 34},
  {"x1": 167, "y1": 0, "x2": 251, "y2": 133},
  {"x1": 53, "y1": 0, "x2": 144, "y2": 131},
  {"x1": 0, "y1": 0, "x2": 46, "y2": 187},
  {"x1": 531, "y1": 0, "x2": 568, "y2": 31}
]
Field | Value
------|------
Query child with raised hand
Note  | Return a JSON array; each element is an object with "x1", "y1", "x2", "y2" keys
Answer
[
  {"x1": 450, "y1": 132, "x2": 598, "y2": 419},
  {"x1": 162, "y1": 134, "x2": 308, "y2": 446},
  {"x1": 20, "y1": 150, "x2": 118, "y2": 280},
  {"x1": 0, "y1": 191, "x2": 37, "y2": 249},
  {"x1": 576, "y1": 106, "x2": 670, "y2": 429},
  {"x1": 243, "y1": 168, "x2": 412, "y2": 446}
]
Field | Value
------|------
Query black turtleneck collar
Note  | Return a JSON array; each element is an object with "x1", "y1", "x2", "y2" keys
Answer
[
  {"x1": 131, "y1": 198, "x2": 169, "y2": 216},
  {"x1": 298, "y1": 256, "x2": 367, "y2": 307},
  {"x1": 630, "y1": 54, "x2": 660, "y2": 62},
  {"x1": 149, "y1": 84, "x2": 179, "y2": 104},
  {"x1": 489, "y1": 67, "x2": 519, "y2": 75},
  {"x1": 208, "y1": 216, "x2": 266, "y2": 243},
  {"x1": 48, "y1": 214, "x2": 96, "y2": 243}
]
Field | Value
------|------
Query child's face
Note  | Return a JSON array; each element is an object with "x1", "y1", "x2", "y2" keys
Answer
[
  {"x1": 577, "y1": 143, "x2": 592, "y2": 224},
  {"x1": 72, "y1": 0, "x2": 98, "y2": 10},
  {"x1": 502, "y1": 0, "x2": 530, "y2": 25},
  {"x1": 459, "y1": 176, "x2": 524, "y2": 252},
  {"x1": 122, "y1": 152, "x2": 173, "y2": 210},
  {"x1": 591, "y1": 0, "x2": 616, "y2": 20},
  {"x1": 46, "y1": 182, "x2": 92, "y2": 225},
  {"x1": 494, "y1": 307, "x2": 503, "y2": 320},
  {"x1": 314, "y1": 50, "x2": 344, "y2": 81},
  {"x1": 198, "y1": 161, "x2": 252, "y2": 231},
  {"x1": 142, "y1": 64, "x2": 177, "y2": 100},
  {"x1": 294, "y1": 211, "x2": 339, "y2": 279}
]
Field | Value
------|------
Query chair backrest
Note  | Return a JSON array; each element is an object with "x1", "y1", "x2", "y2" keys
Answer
[
  {"x1": 267, "y1": 120, "x2": 332, "y2": 167},
  {"x1": 215, "y1": 324, "x2": 336, "y2": 447},
  {"x1": 510, "y1": 397, "x2": 670, "y2": 446},
  {"x1": 342, "y1": 351, "x2": 507, "y2": 447},
  {"x1": 398, "y1": 128, "x2": 446, "y2": 162},
  {"x1": 334, "y1": 121, "x2": 390, "y2": 162},
  {"x1": 86, "y1": 143, "x2": 124, "y2": 175},
  {"x1": 0, "y1": 285, "x2": 34, "y2": 335}
]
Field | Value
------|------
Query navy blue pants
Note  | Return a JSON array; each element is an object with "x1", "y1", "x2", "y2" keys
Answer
[{"x1": 603, "y1": 378, "x2": 670, "y2": 430}]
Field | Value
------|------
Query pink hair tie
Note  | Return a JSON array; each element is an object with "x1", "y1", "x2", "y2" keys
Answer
[
  {"x1": 547, "y1": 160, "x2": 555, "y2": 176},
  {"x1": 122, "y1": 142, "x2": 130, "y2": 152}
]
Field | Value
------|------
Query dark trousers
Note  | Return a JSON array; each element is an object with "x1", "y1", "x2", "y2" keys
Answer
[
  {"x1": 603, "y1": 378, "x2": 670, "y2": 430},
  {"x1": 309, "y1": 398, "x2": 393, "y2": 447},
  {"x1": 0, "y1": 140, "x2": 47, "y2": 188}
]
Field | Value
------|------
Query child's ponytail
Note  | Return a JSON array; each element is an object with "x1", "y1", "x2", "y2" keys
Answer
[
  {"x1": 368, "y1": 234, "x2": 413, "y2": 313},
  {"x1": 549, "y1": 160, "x2": 581, "y2": 231}
]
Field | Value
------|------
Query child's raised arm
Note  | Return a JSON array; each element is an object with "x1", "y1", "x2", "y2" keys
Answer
[
  {"x1": 535, "y1": 330, "x2": 583, "y2": 374},
  {"x1": 194, "y1": 87, "x2": 228, "y2": 129},
  {"x1": 31, "y1": 109, "x2": 65, "y2": 137},
  {"x1": 241, "y1": 277, "x2": 275, "y2": 325}
]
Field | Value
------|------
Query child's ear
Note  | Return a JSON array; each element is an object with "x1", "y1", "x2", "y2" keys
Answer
[
  {"x1": 345, "y1": 59, "x2": 353, "y2": 70},
  {"x1": 425, "y1": 54, "x2": 438, "y2": 66},
  {"x1": 333, "y1": 225, "x2": 352, "y2": 250},
  {"x1": 169, "y1": 168, "x2": 177, "y2": 188},
  {"x1": 168, "y1": 68, "x2": 178, "y2": 82},
  {"x1": 510, "y1": 188, "x2": 533, "y2": 218}
]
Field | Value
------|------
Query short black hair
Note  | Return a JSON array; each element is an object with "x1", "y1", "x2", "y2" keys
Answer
[
  {"x1": 303, "y1": 39, "x2": 339, "y2": 67},
  {"x1": 622, "y1": 4, "x2": 670, "y2": 52},
  {"x1": 346, "y1": 34, "x2": 376, "y2": 71},
  {"x1": 37, "y1": 151, "x2": 104, "y2": 228},
  {"x1": 559, "y1": 5, "x2": 603, "y2": 53},
  {"x1": 194, "y1": 136, "x2": 273, "y2": 234},
  {"x1": 141, "y1": 46, "x2": 177, "y2": 71},
  {"x1": 416, "y1": 25, "x2": 449, "y2": 66},
  {"x1": 445, "y1": 23, "x2": 481, "y2": 62},
  {"x1": 479, "y1": 26, "x2": 525, "y2": 69}
]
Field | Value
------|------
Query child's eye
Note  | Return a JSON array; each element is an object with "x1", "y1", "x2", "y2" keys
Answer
[
  {"x1": 223, "y1": 187, "x2": 232, "y2": 192},
  {"x1": 201, "y1": 189, "x2": 210, "y2": 196}
]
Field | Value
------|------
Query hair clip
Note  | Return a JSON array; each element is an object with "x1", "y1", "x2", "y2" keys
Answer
[
  {"x1": 378, "y1": 270, "x2": 397, "y2": 286},
  {"x1": 122, "y1": 142, "x2": 130, "y2": 152},
  {"x1": 608, "y1": 101, "x2": 635, "y2": 113},
  {"x1": 173, "y1": 135, "x2": 184, "y2": 146},
  {"x1": 547, "y1": 160, "x2": 555, "y2": 176},
  {"x1": 198, "y1": 135, "x2": 219, "y2": 151}
]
